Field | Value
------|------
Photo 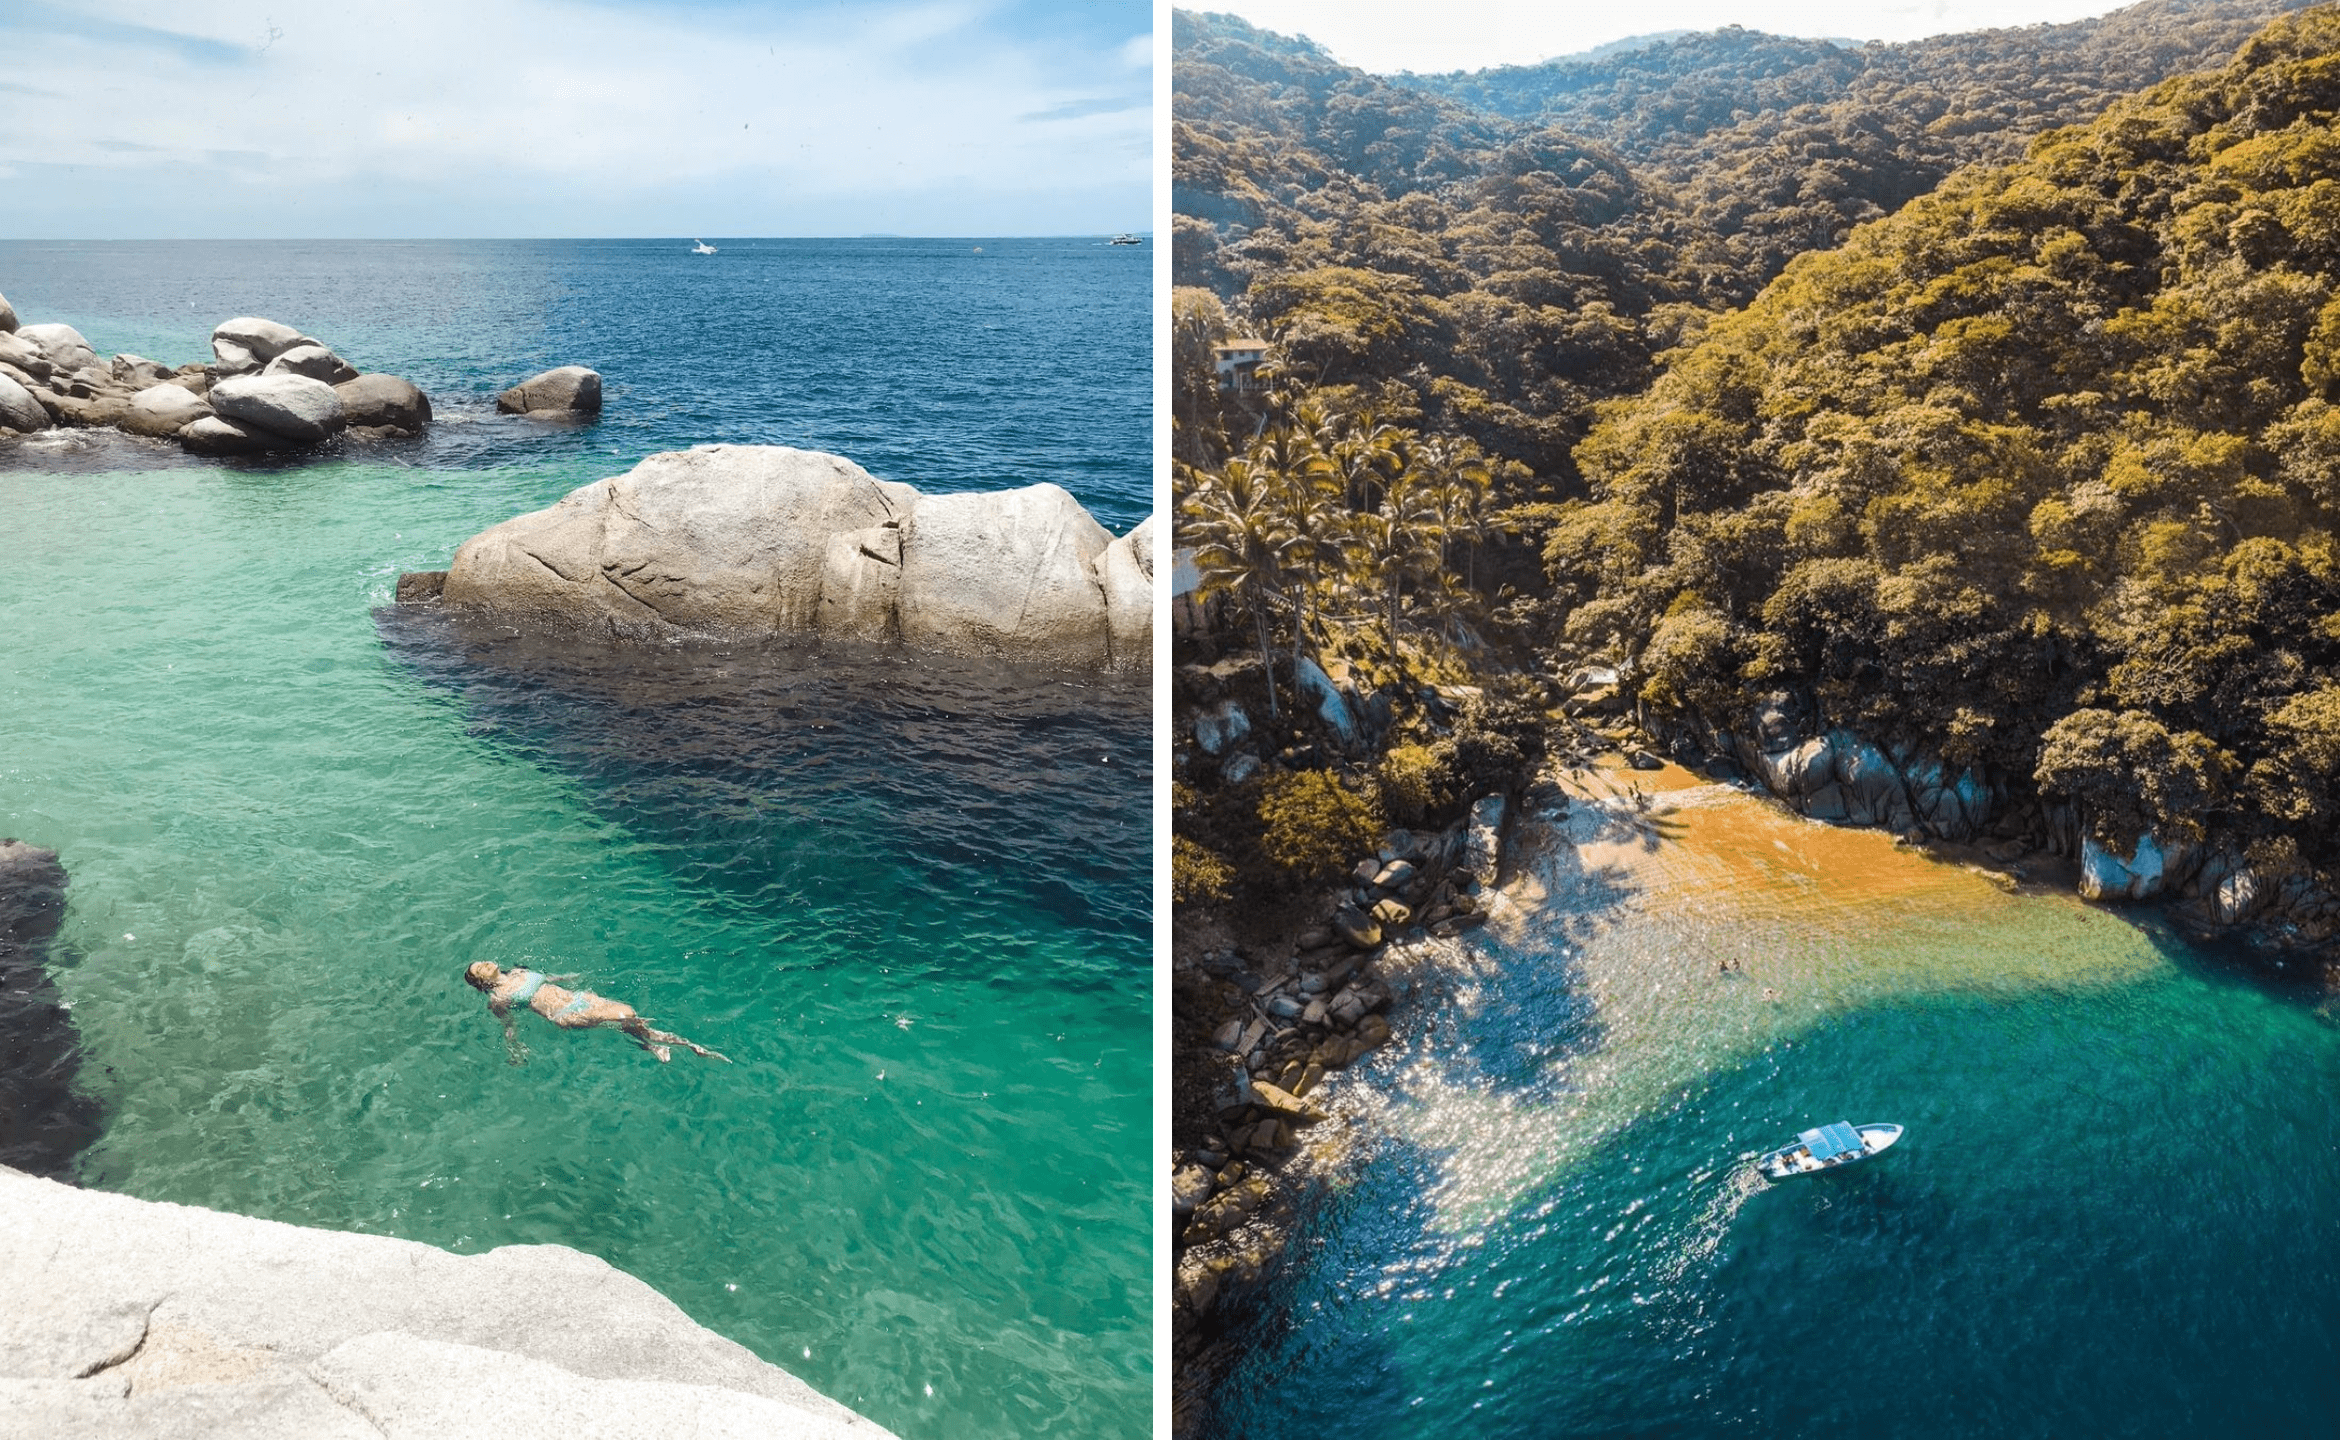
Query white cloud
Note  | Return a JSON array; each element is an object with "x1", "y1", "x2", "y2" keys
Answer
[{"x1": 0, "y1": 0, "x2": 1150, "y2": 236}]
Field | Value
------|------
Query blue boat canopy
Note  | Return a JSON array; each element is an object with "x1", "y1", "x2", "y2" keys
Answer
[{"x1": 1798, "y1": 1123, "x2": 1862, "y2": 1160}]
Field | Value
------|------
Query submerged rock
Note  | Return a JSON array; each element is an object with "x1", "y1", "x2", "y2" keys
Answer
[
  {"x1": 437, "y1": 444, "x2": 1151, "y2": 669},
  {"x1": 497, "y1": 365, "x2": 602, "y2": 418}
]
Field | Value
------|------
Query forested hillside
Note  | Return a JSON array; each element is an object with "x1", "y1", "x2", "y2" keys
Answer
[
  {"x1": 1412, "y1": 0, "x2": 2309, "y2": 293},
  {"x1": 1173, "y1": 0, "x2": 2309, "y2": 484},
  {"x1": 1558, "y1": 5, "x2": 2340, "y2": 868}
]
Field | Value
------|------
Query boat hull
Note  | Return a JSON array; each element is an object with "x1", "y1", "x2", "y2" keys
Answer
[{"x1": 1758, "y1": 1122, "x2": 1903, "y2": 1180}]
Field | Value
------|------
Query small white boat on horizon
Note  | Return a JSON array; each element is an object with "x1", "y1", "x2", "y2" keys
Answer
[
  {"x1": 1758, "y1": 1121, "x2": 1902, "y2": 1180},
  {"x1": 690, "y1": 239, "x2": 718, "y2": 254},
  {"x1": 1109, "y1": 233, "x2": 1143, "y2": 245}
]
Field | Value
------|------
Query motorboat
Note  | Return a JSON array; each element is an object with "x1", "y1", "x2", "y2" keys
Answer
[
  {"x1": 1757, "y1": 1121, "x2": 1902, "y2": 1180},
  {"x1": 1109, "y1": 233, "x2": 1143, "y2": 245},
  {"x1": 691, "y1": 239, "x2": 718, "y2": 254}
]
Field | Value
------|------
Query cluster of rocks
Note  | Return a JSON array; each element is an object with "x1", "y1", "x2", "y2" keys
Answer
[
  {"x1": 1171, "y1": 809, "x2": 1503, "y2": 1324},
  {"x1": 0, "y1": 295, "x2": 432, "y2": 455},
  {"x1": 403, "y1": 444, "x2": 1153, "y2": 670},
  {"x1": 0, "y1": 289, "x2": 606, "y2": 456}
]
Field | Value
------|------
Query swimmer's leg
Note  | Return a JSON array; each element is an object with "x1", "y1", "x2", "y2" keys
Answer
[{"x1": 623, "y1": 1016, "x2": 730, "y2": 1063}]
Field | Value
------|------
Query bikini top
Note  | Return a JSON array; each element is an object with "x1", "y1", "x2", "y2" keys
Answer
[{"x1": 504, "y1": 970, "x2": 547, "y2": 1005}]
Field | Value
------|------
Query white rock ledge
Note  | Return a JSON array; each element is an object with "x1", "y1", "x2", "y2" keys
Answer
[{"x1": 0, "y1": 1166, "x2": 897, "y2": 1440}]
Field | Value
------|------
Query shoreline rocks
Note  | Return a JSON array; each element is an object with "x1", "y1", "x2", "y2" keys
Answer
[
  {"x1": 0, "y1": 1165, "x2": 897, "y2": 1439},
  {"x1": 0, "y1": 301, "x2": 432, "y2": 456},
  {"x1": 497, "y1": 365, "x2": 602, "y2": 419},
  {"x1": 422, "y1": 443, "x2": 1153, "y2": 670}
]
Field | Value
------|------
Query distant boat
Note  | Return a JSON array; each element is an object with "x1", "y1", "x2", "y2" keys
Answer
[
  {"x1": 691, "y1": 239, "x2": 718, "y2": 255},
  {"x1": 1109, "y1": 234, "x2": 1143, "y2": 245},
  {"x1": 1758, "y1": 1121, "x2": 1902, "y2": 1180}
]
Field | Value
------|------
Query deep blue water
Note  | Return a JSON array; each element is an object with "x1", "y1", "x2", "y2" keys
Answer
[
  {"x1": 0, "y1": 237, "x2": 1151, "y2": 1440},
  {"x1": 0, "y1": 236, "x2": 1150, "y2": 530}
]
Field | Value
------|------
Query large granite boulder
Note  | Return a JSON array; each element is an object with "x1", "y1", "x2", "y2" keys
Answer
[
  {"x1": 208, "y1": 373, "x2": 346, "y2": 443},
  {"x1": 1093, "y1": 514, "x2": 1154, "y2": 667},
  {"x1": 119, "y1": 383, "x2": 212, "y2": 439},
  {"x1": 445, "y1": 445, "x2": 912, "y2": 639},
  {"x1": 14, "y1": 324, "x2": 100, "y2": 379},
  {"x1": 0, "y1": 290, "x2": 16, "y2": 333},
  {"x1": 896, "y1": 483, "x2": 1114, "y2": 667},
  {"x1": 432, "y1": 445, "x2": 1151, "y2": 668},
  {"x1": 0, "y1": 1165, "x2": 895, "y2": 1439},
  {"x1": 263, "y1": 343, "x2": 360, "y2": 385},
  {"x1": 211, "y1": 316, "x2": 314, "y2": 376},
  {"x1": 497, "y1": 365, "x2": 601, "y2": 418},
  {"x1": 335, "y1": 373, "x2": 432, "y2": 436},
  {"x1": 0, "y1": 373, "x2": 48, "y2": 433}
]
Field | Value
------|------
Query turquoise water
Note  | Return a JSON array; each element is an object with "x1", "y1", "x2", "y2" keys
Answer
[
  {"x1": 0, "y1": 239, "x2": 1149, "y2": 1440},
  {"x1": 1216, "y1": 784, "x2": 2340, "y2": 1437}
]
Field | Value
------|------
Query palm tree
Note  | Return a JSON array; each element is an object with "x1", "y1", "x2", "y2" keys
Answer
[
  {"x1": 1344, "y1": 465, "x2": 1446, "y2": 670},
  {"x1": 1179, "y1": 457, "x2": 1299, "y2": 717},
  {"x1": 1246, "y1": 425, "x2": 1341, "y2": 662}
]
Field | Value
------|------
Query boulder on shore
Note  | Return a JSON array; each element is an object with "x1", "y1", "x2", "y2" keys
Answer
[
  {"x1": 264, "y1": 343, "x2": 360, "y2": 385},
  {"x1": 0, "y1": 1165, "x2": 896, "y2": 1439},
  {"x1": 14, "y1": 324, "x2": 101, "y2": 379},
  {"x1": 208, "y1": 373, "x2": 346, "y2": 443},
  {"x1": 0, "y1": 290, "x2": 16, "y2": 333},
  {"x1": 178, "y1": 415, "x2": 293, "y2": 457},
  {"x1": 119, "y1": 383, "x2": 212, "y2": 439},
  {"x1": 434, "y1": 443, "x2": 1151, "y2": 669},
  {"x1": 895, "y1": 483, "x2": 1115, "y2": 668},
  {"x1": 335, "y1": 373, "x2": 432, "y2": 437},
  {"x1": 0, "y1": 373, "x2": 48, "y2": 434},
  {"x1": 497, "y1": 365, "x2": 602, "y2": 418},
  {"x1": 211, "y1": 316, "x2": 315, "y2": 376}
]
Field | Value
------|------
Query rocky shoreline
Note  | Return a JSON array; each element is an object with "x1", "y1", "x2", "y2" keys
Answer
[{"x1": 0, "y1": 287, "x2": 598, "y2": 457}]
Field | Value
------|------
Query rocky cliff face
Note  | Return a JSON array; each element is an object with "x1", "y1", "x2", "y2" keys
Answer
[
  {"x1": 0, "y1": 1166, "x2": 897, "y2": 1440},
  {"x1": 429, "y1": 444, "x2": 1154, "y2": 670}
]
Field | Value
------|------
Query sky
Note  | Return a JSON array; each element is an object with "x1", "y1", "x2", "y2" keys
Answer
[
  {"x1": 0, "y1": 0, "x2": 1149, "y2": 238},
  {"x1": 1196, "y1": 0, "x2": 2141, "y2": 74}
]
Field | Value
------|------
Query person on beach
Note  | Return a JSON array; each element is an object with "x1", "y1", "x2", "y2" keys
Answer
[{"x1": 465, "y1": 961, "x2": 730, "y2": 1063}]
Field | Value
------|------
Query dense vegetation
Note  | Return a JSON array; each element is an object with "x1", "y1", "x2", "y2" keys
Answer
[
  {"x1": 1413, "y1": 0, "x2": 2309, "y2": 298},
  {"x1": 1173, "y1": 1, "x2": 2308, "y2": 485},
  {"x1": 1557, "y1": 6, "x2": 2340, "y2": 867}
]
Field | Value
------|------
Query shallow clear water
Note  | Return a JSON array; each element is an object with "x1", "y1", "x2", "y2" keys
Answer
[
  {"x1": 1217, "y1": 775, "x2": 2340, "y2": 1437},
  {"x1": 0, "y1": 239, "x2": 1149, "y2": 1439}
]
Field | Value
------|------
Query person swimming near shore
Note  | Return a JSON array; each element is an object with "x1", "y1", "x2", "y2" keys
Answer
[{"x1": 465, "y1": 961, "x2": 730, "y2": 1064}]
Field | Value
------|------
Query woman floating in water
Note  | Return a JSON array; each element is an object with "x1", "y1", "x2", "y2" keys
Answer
[{"x1": 465, "y1": 961, "x2": 730, "y2": 1064}]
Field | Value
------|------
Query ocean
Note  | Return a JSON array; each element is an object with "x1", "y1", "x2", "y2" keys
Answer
[
  {"x1": 1212, "y1": 771, "x2": 2340, "y2": 1438},
  {"x1": 0, "y1": 237, "x2": 1151, "y2": 1439}
]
